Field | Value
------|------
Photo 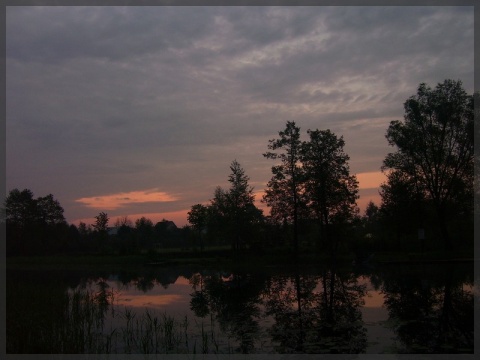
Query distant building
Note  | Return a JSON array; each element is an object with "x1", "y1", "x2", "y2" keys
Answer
[{"x1": 155, "y1": 219, "x2": 177, "y2": 232}]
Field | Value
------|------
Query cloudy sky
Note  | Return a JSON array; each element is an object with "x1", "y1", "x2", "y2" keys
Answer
[{"x1": 6, "y1": 6, "x2": 474, "y2": 227}]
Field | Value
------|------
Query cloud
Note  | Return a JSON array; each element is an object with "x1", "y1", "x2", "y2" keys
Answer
[
  {"x1": 75, "y1": 189, "x2": 179, "y2": 210},
  {"x1": 6, "y1": 6, "x2": 474, "y2": 225}
]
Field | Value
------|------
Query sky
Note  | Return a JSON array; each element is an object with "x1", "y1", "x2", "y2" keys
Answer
[{"x1": 6, "y1": 6, "x2": 474, "y2": 227}]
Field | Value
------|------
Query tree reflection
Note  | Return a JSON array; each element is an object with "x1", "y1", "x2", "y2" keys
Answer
[
  {"x1": 188, "y1": 271, "x2": 264, "y2": 353},
  {"x1": 262, "y1": 265, "x2": 367, "y2": 353},
  {"x1": 381, "y1": 263, "x2": 474, "y2": 353},
  {"x1": 189, "y1": 273, "x2": 210, "y2": 318}
]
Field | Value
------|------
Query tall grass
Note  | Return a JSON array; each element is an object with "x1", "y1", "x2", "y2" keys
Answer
[{"x1": 7, "y1": 280, "x2": 229, "y2": 354}]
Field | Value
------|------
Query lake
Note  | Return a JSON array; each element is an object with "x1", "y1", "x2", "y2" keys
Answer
[{"x1": 6, "y1": 260, "x2": 475, "y2": 354}]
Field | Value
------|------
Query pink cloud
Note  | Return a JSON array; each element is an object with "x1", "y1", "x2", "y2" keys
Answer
[{"x1": 75, "y1": 189, "x2": 178, "y2": 210}]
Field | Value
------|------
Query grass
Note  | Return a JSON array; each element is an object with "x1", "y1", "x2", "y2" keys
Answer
[{"x1": 7, "y1": 279, "x2": 230, "y2": 354}]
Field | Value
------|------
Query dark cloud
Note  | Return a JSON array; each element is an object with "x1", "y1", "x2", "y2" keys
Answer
[
  {"x1": 7, "y1": 7, "x2": 218, "y2": 63},
  {"x1": 6, "y1": 6, "x2": 474, "y2": 224}
]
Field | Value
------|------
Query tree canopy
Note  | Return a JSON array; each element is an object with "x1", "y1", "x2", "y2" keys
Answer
[
  {"x1": 263, "y1": 121, "x2": 305, "y2": 253},
  {"x1": 382, "y1": 79, "x2": 474, "y2": 251},
  {"x1": 301, "y1": 129, "x2": 359, "y2": 252}
]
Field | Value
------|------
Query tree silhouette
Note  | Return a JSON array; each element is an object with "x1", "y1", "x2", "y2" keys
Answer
[
  {"x1": 5, "y1": 188, "x2": 67, "y2": 254},
  {"x1": 207, "y1": 161, "x2": 263, "y2": 251},
  {"x1": 263, "y1": 121, "x2": 305, "y2": 254},
  {"x1": 188, "y1": 204, "x2": 209, "y2": 250},
  {"x1": 301, "y1": 129, "x2": 359, "y2": 256},
  {"x1": 93, "y1": 212, "x2": 109, "y2": 232},
  {"x1": 382, "y1": 80, "x2": 474, "y2": 252},
  {"x1": 225, "y1": 160, "x2": 263, "y2": 251}
]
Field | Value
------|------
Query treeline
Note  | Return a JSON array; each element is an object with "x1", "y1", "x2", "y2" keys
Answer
[
  {"x1": 4, "y1": 79, "x2": 474, "y2": 258},
  {"x1": 3, "y1": 189, "x2": 192, "y2": 256},
  {"x1": 187, "y1": 79, "x2": 474, "y2": 258}
]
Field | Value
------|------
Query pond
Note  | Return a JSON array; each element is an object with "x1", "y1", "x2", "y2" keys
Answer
[{"x1": 6, "y1": 260, "x2": 475, "y2": 354}]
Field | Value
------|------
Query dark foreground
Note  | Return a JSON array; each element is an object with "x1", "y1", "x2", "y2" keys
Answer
[{"x1": 6, "y1": 252, "x2": 475, "y2": 354}]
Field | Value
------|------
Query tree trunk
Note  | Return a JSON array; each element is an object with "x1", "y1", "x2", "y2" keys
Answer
[{"x1": 437, "y1": 205, "x2": 453, "y2": 254}]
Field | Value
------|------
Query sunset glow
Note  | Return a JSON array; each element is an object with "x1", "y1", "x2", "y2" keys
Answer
[
  {"x1": 73, "y1": 172, "x2": 386, "y2": 225},
  {"x1": 75, "y1": 189, "x2": 179, "y2": 210},
  {"x1": 356, "y1": 171, "x2": 386, "y2": 190},
  {"x1": 116, "y1": 294, "x2": 186, "y2": 309}
]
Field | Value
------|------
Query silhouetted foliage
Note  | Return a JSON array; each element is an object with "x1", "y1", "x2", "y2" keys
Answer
[
  {"x1": 135, "y1": 216, "x2": 154, "y2": 249},
  {"x1": 382, "y1": 80, "x2": 474, "y2": 252},
  {"x1": 195, "y1": 160, "x2": 263, "y2": 251},
  {"x1": 6, "y1": 81, "x2": 473, "y2": 259},
  {"x1": 301, "y1": 129, "x2": 359, "y2": 255},
  {"x1": 5, "y1": 188, "x2": 67, "y2": 255},
  {"x1": 93, "y1": 212, "x2": 109, "y2": 232},
  {"x1": 263, "y1": 121, "x2": 305, "y2": 254}
]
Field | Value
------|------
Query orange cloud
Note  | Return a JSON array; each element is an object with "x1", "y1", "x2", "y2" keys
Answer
[{"x1": 75, "y1": 189, "x2": 178, "y2": 210}]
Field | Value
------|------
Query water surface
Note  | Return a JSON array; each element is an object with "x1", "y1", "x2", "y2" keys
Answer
[{"x1": 7, "y1": 261, "x2": 474, "y2": 354}]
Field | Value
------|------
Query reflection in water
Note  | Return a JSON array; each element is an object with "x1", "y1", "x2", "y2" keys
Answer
[
  {"x1": 7, "y1": 262, "x2": 474, "y2": 354},
  {"x1": 189, "y1": 271, "x2": 266, "y2": 353},
  {"x1": 262, "y1": 268, "x2": 367, "y2": 353},
  {"x1": 381, "y1": 263, "x2": 474, "y2": 353}
]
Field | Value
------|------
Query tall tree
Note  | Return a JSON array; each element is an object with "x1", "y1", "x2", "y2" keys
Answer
[
  {"x1": 4, "y1": 189, "x2": 67, "y2": 255},
  {"x1": 226, "y1": 160, "x2": 263, "y2": 251},
  {"x1": 36, "y1": 194, "x2": 66, "y2": 226},
  {"x1": 379, "y1": 170, "x2": 424, "y2": 249},
  {"x1": 382, "y1": 80, "x2": 474, "y2": 251},
  {"x1": 4, "y1": 189, "x2": 38, "y2": 228},
  {"x1": 301, "y1": 129, "x2": 359, "y2": 255},
  {"x1": 93, "y1": 212, "x2": 109, "y2": 232},
  {"x1": 263, "y1": 121, "x2": 305, "y2": 254},
  {"x1": 188, "y1": 204, "x2": 209, "y2": 250},
  {"x1": 208, "y1": 186, "x2": 229, "y2": 244},
  {"x1": 135, "y1": 216, "x2": 154, "y2": 249},
  {"x1": 208, "y1": 161, "x2": 263, "y2": 251}
]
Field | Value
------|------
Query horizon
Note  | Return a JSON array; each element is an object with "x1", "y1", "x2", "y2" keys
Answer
[{"x1": 68, "y1": 169, "x2": 387, "y2": 228}]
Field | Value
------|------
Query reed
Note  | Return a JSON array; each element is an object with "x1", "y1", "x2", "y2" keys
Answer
[{"x1": 7, "y1": 282, "x2": 229, "y2": 354}]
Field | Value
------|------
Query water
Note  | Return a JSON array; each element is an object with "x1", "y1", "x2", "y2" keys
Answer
[{"x1": 7, "y1": 261, "x2": 474, "y2": 354}]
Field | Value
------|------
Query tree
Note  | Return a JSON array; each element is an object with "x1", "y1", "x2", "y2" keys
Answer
[
  {"x1": 379, "y1": 170, "x2": 424, "y2": 248},
  {"x1": 208, "y1": 161, "x2": 263, "y2": 251},
  {"x1": 36, "y1": 194, "x2": 66, "y2": 226},
  {"x1": 135, "y1": 216, "x2": 153, "y2": 230},
  {"x1": 263, "y1": 121, "x2": 305, "y2": 254},
  {"x1": 364, "y1": 201, "x2": 379, "y2": 223},
  {"x1": 382, "y1": 80, "x2": 474, "y2": 252},
  {"x1": 135, "y1": 216, "x2": 154, "y2": 249},
  {"x1": 114, "y1": 215, "x2": 133, "y2": 228},
  {"x1": 5, "y1": 188, "x2": 38, "y2": 227},
  {"x1": 225, "y1": 160, "x2": 263, "y2": 251},
  {"x1": 5, "y1": 189, "x2": 67, "y2": 255},
  {"x1": 208, "y1": 186, "x2": 230, "y2": 245},
  {"x1": 188, "y1": 204, "x2": 208, "y2": 232},
  {"x1": 188, "y1": 204, "x2": 209, "y2": 250},
  {"x1": 300, "y1": 129, "x2": 359, "y2": 255},
  {"x1": 93, "y1": 212, "x2": 109, "y2": 232}
]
